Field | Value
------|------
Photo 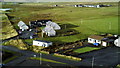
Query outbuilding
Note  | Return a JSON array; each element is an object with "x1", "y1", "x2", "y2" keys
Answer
[
  {"x1": 18, "y1": 21, "x2": 29, "y2": 31},
  {"x1": 33, "y1": 40, "x2": 52, "y2": 47},
  {"x1": 114, "y1": 37, "x2": 120, "y2": 47}
]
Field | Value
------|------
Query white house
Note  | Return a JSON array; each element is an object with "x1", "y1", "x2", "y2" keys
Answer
[
  {"x1": 88, "y1": 35, "x2": 115, "y2": 47},
  {"x1": 33, "y1": 40, "x2": 52, "y2": 47},
  {"x1": 42, "y1": 26, "x2": 56, "y2": 37},
  {"x1": 18, "y1": 21, "x2": 29, "y2": 31},
  {"x1": 88, "y1": 35, "x2": 104, "y2": 46},
  {"x1": 114, "y1": 37, "x2": 120, "y2": 47}
]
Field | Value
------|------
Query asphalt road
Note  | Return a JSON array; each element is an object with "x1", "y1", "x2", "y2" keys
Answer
[
  {"x1": 2, "y1": 45, "x2": 120, "y2": 68},
  {"x1": 78, "y1": 46, "x2": 120, "y2": 67}
]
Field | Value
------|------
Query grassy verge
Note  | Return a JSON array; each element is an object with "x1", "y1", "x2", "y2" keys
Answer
[
  {"x1": 53, "y1": 54, "x2": 81, "y2": 61},
  {"x1": 74, "y1": 47, "x2": 100, "y2": 53},
  {"x1": 30, "y1": 57, "x2": 66, "y2": 64}
]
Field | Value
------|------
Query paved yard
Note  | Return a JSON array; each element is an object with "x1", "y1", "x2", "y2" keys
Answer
[{"x1": 77, "y1": 46, "x2": 120, "y2": 67}]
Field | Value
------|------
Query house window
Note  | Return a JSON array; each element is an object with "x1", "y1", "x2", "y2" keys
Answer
[
  {"x1": 115, "y1": 42, "x2": 117, "y2": 45},
  {"x1": 89, "y1": 39, "x2": 91, "y2": 41}
]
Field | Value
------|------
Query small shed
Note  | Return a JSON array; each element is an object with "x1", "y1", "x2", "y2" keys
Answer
[
  {"x1": 46, "y1": 21, "x2": 61, "y2": 30},
  {"x1": 33, "y1": 40, "x2": 52, "y2": 47},
  {"x1": 18, "y1": 21, "x2": 29, "y2": 31},
  {"x1": 114, "y1": 37, "x2": 120, "y2": 47}
]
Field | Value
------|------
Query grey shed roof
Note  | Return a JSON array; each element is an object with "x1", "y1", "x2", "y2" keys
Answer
[
  {"x1": 18, "y1": 21, "x2": 29, "y2": 29},
  {"x1": 18, "y1": 21, "x2": 26, "y2": 27},
  {"x1": 46, "y1": 21, "x2": 61, "y2": 30},
  {"x1": 34, "y1": 40, "x2": 52, "y2": 43}
]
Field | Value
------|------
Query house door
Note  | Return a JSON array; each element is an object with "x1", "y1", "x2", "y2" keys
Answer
[
  {"x1": 42, "y1": 43, "x2": 46, "y2": 47},
  {"x1": 94, "y1": 40, "x2": 96, "y2": 43}
]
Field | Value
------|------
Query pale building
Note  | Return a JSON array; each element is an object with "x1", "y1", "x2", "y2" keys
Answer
[{"x1": 33, "y1": 40, "x2": 52, "y2": 47}]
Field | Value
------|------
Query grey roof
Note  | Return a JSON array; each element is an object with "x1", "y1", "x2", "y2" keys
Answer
[
  {"x1": 89, "y1": 35, "x2": 104, "y2": 40},
  {"x1": 46, "y1": 21, "x2": 61, "y2": 30},
  {"x1": 18, "y1": 21, "x2": 29, "y2": 29},
  {"x1": 18, "y1": 21, "x2": 26, "y2": 27},
  {"x1": 34, "y1": 40, "x2": 52, "y2": 43}
]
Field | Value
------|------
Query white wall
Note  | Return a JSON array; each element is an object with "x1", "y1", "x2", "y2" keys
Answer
[
  {"x1": 96, "y1": 40, "x2": 101, "y2": 44},
  {"x1": 102, "y1": 41, "x2": 107, "y2": 47},
  {"x1": 33, "y1": 40, "x2": 44, "y2": 46},
  {"x1": 33, "y1": 40, "x2": 52, "y2": 47},
  {"x1": 114, "y1": 39, "x2": 120, "y2": 47},
  {"x1": 88, "y1": 38, "x2": 94, "y2": 43},
  {"x1": 88, "y1": 38, "x2": 101, "y2": 44}
]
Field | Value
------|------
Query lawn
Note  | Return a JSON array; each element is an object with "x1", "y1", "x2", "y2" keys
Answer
[
  {"x1": 74, "y1": 47, "x2": 100, "y2": 53},
  {"x1": 2, "y1": 2, "x2": 119, "y2": 44},
  {"x1": 30, "y1": 57, "x2": 66, "y2": 64}
]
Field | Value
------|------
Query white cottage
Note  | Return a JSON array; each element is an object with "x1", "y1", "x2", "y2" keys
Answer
[
  {"x1": 18, "y1": 21, "x2": 29, "y2": 31},
  {"x1": 33, "y1": 40, "x2": 52, "y2": 47},
  {"x1": 42, "y1": 26, "x2": 56, "y2": 36},
  {"x1": 114, "y1": 37, "x2": 120, "y2": 47},
  {"x1": 88, "y1": 35, "x2": 104, "y2": 46},
  {"x1": 88, "y1": 35, "x2": 114, "y2": 47}
]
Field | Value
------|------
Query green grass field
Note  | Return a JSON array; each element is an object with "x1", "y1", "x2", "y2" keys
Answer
[
  {"x1": 2, "y1": 2, "x2": 119, "y2": 44},
  {"x1": 74, "y1": 47, "x2": 100, "y2": 53}
]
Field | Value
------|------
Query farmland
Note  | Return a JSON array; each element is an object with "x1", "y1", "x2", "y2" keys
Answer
[
  {"x1": 2, "y1": 2, "x2": 119, "y2": 44},
  {"x1": 1, "y1": 2, "x2": 119, "y2": 67}
]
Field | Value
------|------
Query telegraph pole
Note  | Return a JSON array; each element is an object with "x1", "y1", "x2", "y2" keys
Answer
[
  {"x1": 92, "y1": 56, "x2": 94, "y2": 68},
  {"x1": 40, "y1": 53, "x2": 42, "y2": 65}
]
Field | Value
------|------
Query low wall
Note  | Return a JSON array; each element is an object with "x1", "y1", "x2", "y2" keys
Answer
[{"x1": 54, "y1": 53, "x2": 82, "y2": 61}]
